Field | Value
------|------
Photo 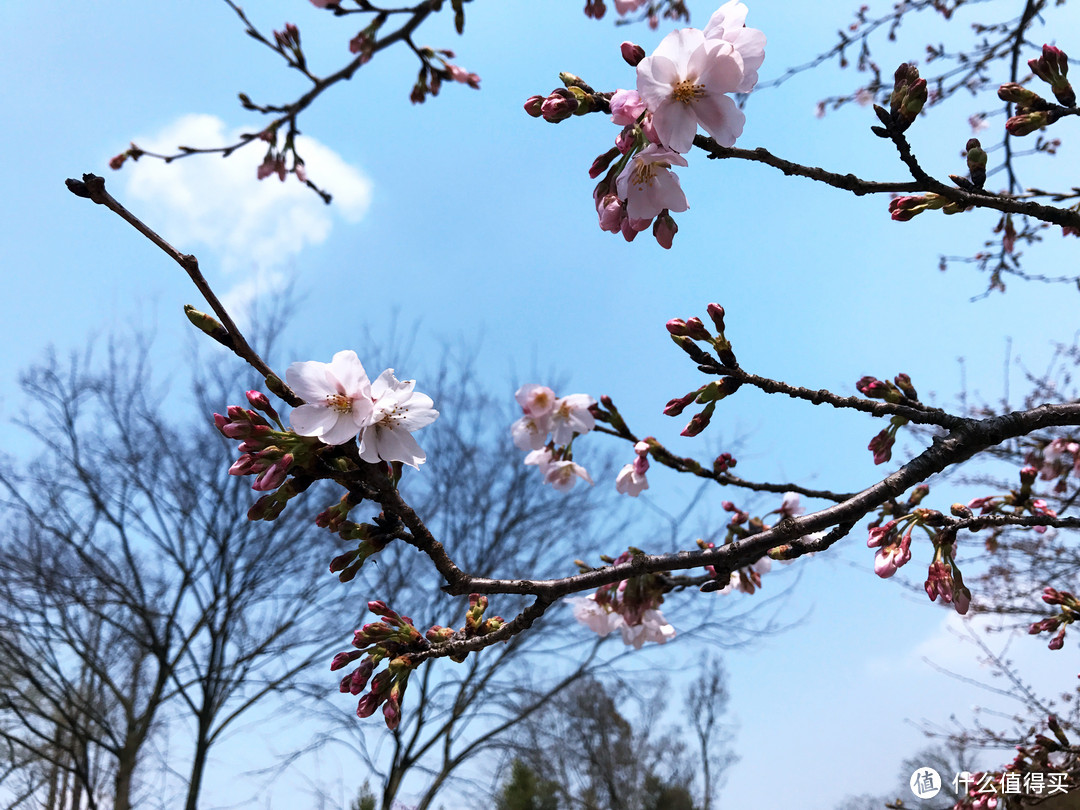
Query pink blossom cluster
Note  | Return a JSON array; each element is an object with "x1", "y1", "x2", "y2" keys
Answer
[
  {"x1": 569, "y1": 550, "x2": 675, "y2": 648},
  {"x1": 587, "y1": 2, "x2": 765, "y2": 247},
  {"x1": 511, "y1": 384, "x2": 596, "y2": 491},
  {"x1": 287, "y1": 350, "x2": 439, "y2": 469}
]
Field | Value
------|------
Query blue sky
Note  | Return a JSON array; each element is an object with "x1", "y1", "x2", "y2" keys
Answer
[{"x1": 6, "y1": 1, "x2": 1080, "y2": 808}]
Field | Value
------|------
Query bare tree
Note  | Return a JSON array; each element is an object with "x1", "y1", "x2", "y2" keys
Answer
[{"x1": 0, "y1": 341, "x2": 354, "y2": 810}]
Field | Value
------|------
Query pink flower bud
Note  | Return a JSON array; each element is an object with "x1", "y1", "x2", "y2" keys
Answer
[
  {"x1": 523, "y1": 95, "x2": 544, "y2": 117},
  {"x1": 620, "y1": 41, "x2": 645, "y2": 66},
  {"x1": 652, "y1": 212, "x2": 677, "y2": 249}
]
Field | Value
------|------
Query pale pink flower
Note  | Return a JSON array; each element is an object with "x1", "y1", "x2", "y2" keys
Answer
[
  {"x1": 523, "y1": 447, "x2": 554, "y2": 471},
  {"x1": 544, "y1": 460, "x2": 593, "y2": 492},
  {"x1": 777, "y1": 491, "x2": 804, "y2": 518},
  {"x1": 515, "y1": 384, "x2": 557, "y2": 417},
  {"x1": 511, "y1": 414, "x2": 551, "y2": 451},
  {"x1": 619, "y1": 609, "x2": 676, "y2": 648},
  {"x1": 357, "y1": 369, "x2": 439, "y2": 469},
  {"x1": 615, "y1": 463, "x2": 649, "y2": 496},
  {"x1": 614, "y1": 0, "x2": 648, "y2": 13},
  {"x1": 873, "y1": 532, "x2": 912, "y2": 578},
  {"x1": 615, "y1": 144, "x2": 689, "y2": 220},
  {"x1": 702, "y1": 1, "x2": 766, "y2": 94},
  {"x1": 609, "y1": 89, "x2": 647, "y2": 126},
  {"x1": 636, "y1": 28, "x2": 746, "y2": 153},
  {"x1": 570, "y1": 595, "x2": 624, "y2": 636},
  {"x1": 287, "y1": 350, "x2": 374, "y2": 445},
  {"x1": 549, "y1": 394, "x2": 597, "y2": 445}
]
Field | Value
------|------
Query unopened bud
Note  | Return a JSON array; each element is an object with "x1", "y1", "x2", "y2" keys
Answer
[
  {"x1": 184, "y1": 305, "x2": 231, "y2": 347},
  {"x1": 706, "y1": 303, "x2": 726, "y2": 333},
  {"x1": 621, "y1": 41, "x2": 646, "y2": 66},
  {"x1": 523, "y1": 95, "x2": 544, "y2": 117}
]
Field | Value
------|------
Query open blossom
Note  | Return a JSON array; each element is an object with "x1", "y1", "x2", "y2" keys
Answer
[
  {"x1": 701, "y1": 1, "x2": 766, "y2": 93},
  {"x1": 549, "y1": 394, "x2": 597, "y2": 445},
  {"x1": 358, "y1": 369, "x2": 439, "y2": 469},
  {"x1": 511, "y1": 414, "x2": 551, "y2": 451},
  {"x1": 515, "y1": 384, "x2": 556, "y2": 417},
  {"x1": 636, "y1": 28, "x2": 746, "y2": 153},
  {"x1": 570, "y1": 595, "x2": 624, "y2": 636},
  {"x1": 619, "y1": 609, "x2": 676, "y2": 649},
  {"x1": 287, "y1": 350, "x2": 375, "y2": 445},
  {"x1": 615, "y1": 144, "x2": 689, "y2": 220},
  {"x1": 544, "y1": 460, "x2": 594, "y2": 492},
  {"x1": 615, "y1": 463, "x2": 649, "y2": 496}
]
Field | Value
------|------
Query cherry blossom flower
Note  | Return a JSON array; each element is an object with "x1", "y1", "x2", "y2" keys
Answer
[
  {"x1": 549, "y1": 394, "x2": 597, "y2": 445},
  {"x1": 609, "y1": 89, "x2": 648, "y2": 126},
  {"x1": 511, "y1": 414, "x2": 551, "y2": 451},
  {"x1": 570, "y1": 595, "x2": 624, "y2": 636},
  {"x1": 615, "y1": 145, "x2": 689, "y2": 220},
  {"x1": 515, "y1": 384, "x2": 557, "y2": 417},
  {"x1": 358, "y1": 369, "x2": 439, "y2": 469},
  {"x1": 615, "y1": 463, "x2": 649, "y2": 496},
  {"x1": 287, "y1": 350, "x2": 375, "y2": 445},
  {"x1": 543, "y1": 460, "x2": 594, "y2": 492},
  {"x1": 702, "y1": 1, "x2": 766, "y2": 94},
  {"x1": 619, "y1": 609, "x2": 676, "y2": 649},
  {"x1": 636, "y1": 28, "x2": 746, "y2": 153},
  {"x1": 524, "y1": 447, "x2": 554, "y2": 471},
  {"x1": 616, "y1": 440, "x2": 651, "y2": 496},
  {"x1": 614, "y1": 0, "x2": 648, "y2": 13}
]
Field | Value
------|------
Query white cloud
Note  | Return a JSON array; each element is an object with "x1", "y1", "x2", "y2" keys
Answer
[{"x1": 122, "y1": 113, "x2": 372, "y2": 313}]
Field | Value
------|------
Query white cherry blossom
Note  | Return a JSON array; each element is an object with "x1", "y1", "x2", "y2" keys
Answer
[
  {"x1": 636, "y1": 28, "x2": 746, "y2": 153},
  {"x1": 615, "y1": 145, "x2": 689, "y2": 220},
  {"x1": 287, "y1": 350, "x2": 375, "y2": 446},
  {"x1": 358, "y1": 369, "x2": 439, "y2": 469},
  {"x1": 702, "y1": 1, "x2": 766, "y2": 93}
]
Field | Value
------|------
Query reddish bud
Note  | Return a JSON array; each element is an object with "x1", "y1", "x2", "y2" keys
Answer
[{"x1": 621, "y1": 41, "x2": 645, "y2": 66}]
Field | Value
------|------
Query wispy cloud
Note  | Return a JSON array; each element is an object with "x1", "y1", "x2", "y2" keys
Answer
[{"x1": 123, "y1": 114, "x2": 372, "y2": 314}]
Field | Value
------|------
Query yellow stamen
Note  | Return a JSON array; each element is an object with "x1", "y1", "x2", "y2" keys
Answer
[{"x1": 672, "y1": 79, "x2": 706, "y2": 105}]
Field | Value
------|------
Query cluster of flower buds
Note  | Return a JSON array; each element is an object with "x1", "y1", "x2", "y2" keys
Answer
[
  {"x1": 410, "y1": 48, "x2": 481, "y2": 104},
  {"x1": 325, "y1": 510, "x2": 403, "y2": 582},
  {"x1": 1029, "y1": 44, "x2": 1076, "y2": 107},
  {"x1": 998, "y1": 46, "x2": 1075, "y2": 137},
  {"x1": 923, "y1": 533, "x2": 971, "y2": 615},
  {"x1": 888, "y1": 191, "x2": 968, "y2": 221},
  {"x1": 856, "y1": 374, "x2": 921, "y2": 464},
  {"x1": 331, "y1": 600, "x2": 426, "y2": 729},
  {"x1": 427, "y1": 594, "x2": 505, "y2": 663},
  {"x1": 1028, "y1": 587, "x2": 1078, "y2": 650},
  {"x1": 966, "y1": 465, "x2": 1059, "y2": 534},
  {"x1": 511, "y1": 384, "x2": 597, "y2": 491},
  {"x1": 870, "y1": 63, "x2": 927, "y2": 138},
  {"x1": 699, "y1": 537, "x2": 774, "y2": 595},
  {"x1": 1025, "y1": 436, "x2": 1080, "y2": 494},
  {"x1": 215, "y1": 392, "x2": 315, "y2": 492},
  {"x1": 254, "y1": 126, "x2": 307, "y2": 184},
  {"x1": 523, "y1": 73, "x2": 603, "y2": 123},
  {"x1": 864, "y1": 486, "x2": 931, "y2": 576},
  {"x1": 664, "y1": 305, "x2": 740, "y2": 437},
  {"x1": 570, "y1": 548, "x2": 676, "y2": 648}
]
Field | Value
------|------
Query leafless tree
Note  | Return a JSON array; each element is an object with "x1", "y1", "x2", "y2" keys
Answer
[{"x1": 0, "y1": 340, "x2": 355, "y2": 810}]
